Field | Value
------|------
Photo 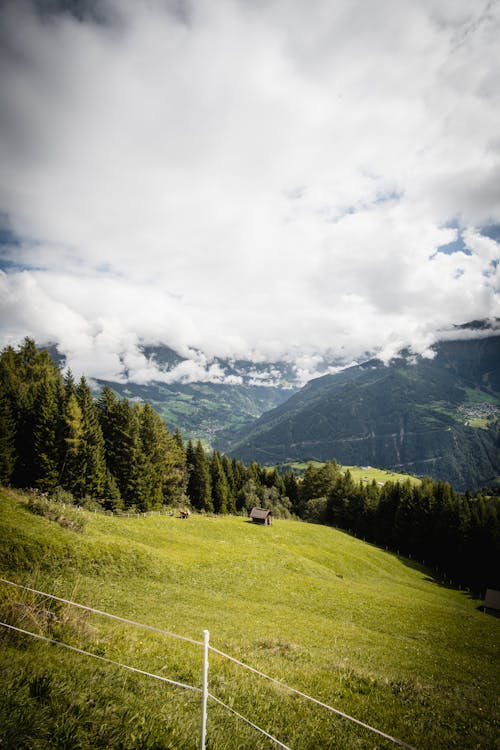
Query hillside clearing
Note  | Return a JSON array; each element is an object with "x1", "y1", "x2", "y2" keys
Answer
[
  {"x1": 0, "y1": 488, "x2": 498, "y2": 749},
  {"x1": 276, "y1": 461, "x2": 421, "y2": 486}
]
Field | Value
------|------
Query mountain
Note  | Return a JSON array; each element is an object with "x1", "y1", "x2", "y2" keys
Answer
[
  {"x1": 98, "y1": 344, "x2": 303, "y2": 443},
  {"x1": 41, "y1": 342, "x2": 299, "y2": 443},
  {"x1": 97, "y1": 377, "x2": 295, "y2": 444},
  {"x1": 223, "y1": 334, "x2": 500, "y2": 491}
]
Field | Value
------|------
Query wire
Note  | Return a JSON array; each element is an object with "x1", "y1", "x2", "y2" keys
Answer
[
  {"x1": 0, "y1": 620, "x2": 201, "y2": 693},
  {"x1": 208, "y1": 693, "x2": 292, "y2": 750},
  {"x1": 0, "y1": 577, "x2": 202, "y2": 646},
  {"x1": 209, "y1": 645, "x2": 416, "y2": 750}
]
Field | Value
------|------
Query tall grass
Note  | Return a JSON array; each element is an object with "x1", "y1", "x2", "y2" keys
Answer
[{"x1": 0, "y1": 487, "x2": 498, "y2": 748}]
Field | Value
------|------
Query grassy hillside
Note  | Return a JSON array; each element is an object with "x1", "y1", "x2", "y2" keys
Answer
[{"x1": 1, "y1": 488, "x2": 498, "y2": 749}]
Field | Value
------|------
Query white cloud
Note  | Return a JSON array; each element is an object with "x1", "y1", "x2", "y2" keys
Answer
[{"x1": 0, "y1": 0, "x2": 499, "y2": 384}]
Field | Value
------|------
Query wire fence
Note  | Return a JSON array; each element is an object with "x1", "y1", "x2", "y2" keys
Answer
[{"x1": 0, "y1": 577, "x2": 416, "y2": 750}]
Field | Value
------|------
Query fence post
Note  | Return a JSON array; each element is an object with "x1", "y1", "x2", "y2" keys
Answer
[{"x1": 200, "y1": 629, "x2": 209, "y2": 750}]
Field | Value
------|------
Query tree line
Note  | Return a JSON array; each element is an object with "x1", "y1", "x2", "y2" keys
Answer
[
  {"x1": 0, "y1": 339, "x2": 293, "y2": 516},
  {"x1": 0, "y1": 340, "x2": 498, "y2": 591},
  {"x1": 288, "y1": 460, "x2": 499, "y2": 592}
]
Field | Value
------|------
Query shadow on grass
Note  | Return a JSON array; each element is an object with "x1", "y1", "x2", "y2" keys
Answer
[{"x1": 393, "y1": 552, "x2": 488, "y2": 604}]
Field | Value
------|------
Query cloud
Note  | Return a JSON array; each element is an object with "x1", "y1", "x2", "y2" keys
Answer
[{"x1": 0, "y1": 0, "x2": 499, "y2": 384}]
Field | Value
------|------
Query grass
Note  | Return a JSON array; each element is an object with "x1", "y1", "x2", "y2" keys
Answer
[
  {"x1": 1, "y1": 487, "x2": 498, "y2": 749},
  {"x1": 464, "y1": 388, "x2": 500, "y2": 406},
  {"x1": 278, "y1": 461, "x2": 421, "y2": 486}
]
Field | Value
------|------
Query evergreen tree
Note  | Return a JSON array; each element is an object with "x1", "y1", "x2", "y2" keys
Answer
[
  {"x1": 73, "y1": 377, "x2": 107, "y2": 499},
  {"x1": 210, "y1": 450, "x2": 229, "y2": 514},
  {"x1": 32, "y1": 371, "x2": 62, "y2": 492},
  {"x1": 222, "y1": 454, "x2": 237, "y2": 513},
  {"x1": 0, "y1": 348, "x2": 17, "y2": 484},
  {"x1": 187, "y1": 441, "x2": 212, "y2": 511},
  {"x1": 139, "y1": 402, "x2": 172, "y2": 509},
  {"x1": 137, "y1": 403, "x2": 162, "y2": 508},
  {"x1": 283, "y1": 470, "x2": 299, "y2": 513},
  {"x1": 0, "y1": 391, "x2": 16, "y2": 484},
  {"x1": 161, "y1": 426, "x2": 187, "y2": 506},
  {"x1": 59, "y1": 373, "x2": 84, "y2": 491},
  {"x1": 11, "y1": 339, "x2": 61, "y2": 487}
]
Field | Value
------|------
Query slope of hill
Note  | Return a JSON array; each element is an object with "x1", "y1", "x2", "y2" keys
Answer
[
  {"x1": 0, "y1": 488, "x2": 498, "y2": 749},
  {"x1": 224, "y1": 335, "x2": 500, "y2": 490}
]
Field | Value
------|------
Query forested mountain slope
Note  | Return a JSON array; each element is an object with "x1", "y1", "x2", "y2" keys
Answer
[
  {"x1": 224, "y1": 335, "x2": 500, "y2": 490},
  {"x1": 97, "y1": 378, "x2": 293, "y2": 445}
]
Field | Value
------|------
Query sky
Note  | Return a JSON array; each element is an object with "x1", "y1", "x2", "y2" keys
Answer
[{"x1": 0, "y1": 0, "x2": 499, "y2": 385}]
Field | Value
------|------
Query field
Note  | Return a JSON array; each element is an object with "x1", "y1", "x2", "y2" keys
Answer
[
  {"x1": 277, "y1": 461, "x2": 421, "y2": 486},
  {"x1": 0, "y1": 487, "x2": 498, "y2": 749}
]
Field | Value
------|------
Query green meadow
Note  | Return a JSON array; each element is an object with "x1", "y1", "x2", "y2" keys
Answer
[
  {"x1": 0, "y1": 487, "x2": 498, "y2": 749},
  {"x1": 277, "y1": 461, "x2": 421, "y2": 486}
]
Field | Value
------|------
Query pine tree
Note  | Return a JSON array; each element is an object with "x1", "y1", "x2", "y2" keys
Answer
[
  {"x1": 11, "y1": 339, "x2": 62, "y2": 487},
  {"x1": 59, "y1": 372, "x2": 84, "y2": 491},
  {"x1": 138, "y1": 402, "x2": 171, "y2": 509},
  {"x1": 187, "y1": 441, "x2": 212, "y2": 511},
  {"x1": 210, "y1": 451, "x2": 229, "y2": 514},
  {"x1": 74, "y1": 377, "x2": 107, "y2": 499},
  {"x1": 283, "y1": 470, "x2": 299, "y2": 513},
  {"x1": 222, "y1": 454, "x2": 236, "y2": 513},
  {"x1": 162, "y1": 426, "x2": 187, "y2": 506},
  {"x1": 0, "y1": 348, "x2": 17, "y2": 484},
  {"x1": 0, "y1": 391, "x2": 16, "y2": 484},
  {"x1": 112, "y1": 399, "x2": 143, "y2": 508},
  {"x1": 32, "y1": 371, "x2": 62, "y2": 492}
]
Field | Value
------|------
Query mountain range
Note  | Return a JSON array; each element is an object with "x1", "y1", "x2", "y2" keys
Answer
[
  {"x1": 46, "y1": 325, "x2": 500, "y2": 490},
  {"x1": 222, "y1": 330, "x2": 500, "y2": 491}
]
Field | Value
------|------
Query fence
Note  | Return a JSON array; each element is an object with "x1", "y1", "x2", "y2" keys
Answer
[{"x1": 0, "y1": 577, "x2": 416, "y2": 750}]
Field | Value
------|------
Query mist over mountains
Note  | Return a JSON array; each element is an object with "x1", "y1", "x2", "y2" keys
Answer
[
  {"x1": 223, "y1": 331, "x2": 500, "y2": 491},
  {"x1": 51, "y1": 322, "x2": 497, "y2": 491}
]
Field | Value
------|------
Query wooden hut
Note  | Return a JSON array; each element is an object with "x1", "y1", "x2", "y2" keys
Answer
[
  {"x1": 484, "y1": 589, "x2": 500, "y2": 613},
  {"x1": 250, "y1": 507, "x2": 273, "y2": 525}
]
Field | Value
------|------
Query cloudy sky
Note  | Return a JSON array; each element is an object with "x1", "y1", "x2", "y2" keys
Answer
[{"x1": 0, "y1": 0, "x2": 499, "y2": 384}]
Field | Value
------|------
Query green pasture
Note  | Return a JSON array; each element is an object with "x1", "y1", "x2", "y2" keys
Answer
[
  {"x1": 0, "y1": 488, "x2": 498, "y2": 749},
  {"x1": 278, "y1": 461, "x2": 421, "y2": 486}
]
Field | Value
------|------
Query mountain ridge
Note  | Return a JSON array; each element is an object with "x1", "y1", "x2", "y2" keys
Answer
[{"x1": 221, "y1": 334, "x2": 500, "y2": 490}]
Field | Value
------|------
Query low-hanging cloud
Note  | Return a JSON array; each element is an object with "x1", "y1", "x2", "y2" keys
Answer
[{"x1": 0, "y1": 0, "x2": 499, "y2": 384}]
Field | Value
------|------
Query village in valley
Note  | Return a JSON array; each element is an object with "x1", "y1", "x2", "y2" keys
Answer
[{"x1": 459, "y1": 401, "x2": 500, "y2": 428}]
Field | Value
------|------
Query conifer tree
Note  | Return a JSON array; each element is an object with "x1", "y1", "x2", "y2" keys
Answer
[
  {"x1": 32, "y1": 371, "x2": 62, "y2": 492},
  {"x1": 112, "y1": 399, "x2": 143, "y2": 508},
  {"x1": 283, "y1": 470, "x2": 299, "y2": 513},
  {"x1": 222, "y1": 454, "x2": 236, "y2": 513},
  {"x1": 138, "y1": 402, "x2": 170, "y2": 509},
  {"x1": 59, "y1": 372, "x2": 84, "y2": 491},
  {"x1": 187, "y1": 441, "x2": 212, "y2": 511},
  {"x1": 231, "y1": 458, "x2": 247, "y2": 494},
  {"x1": 74, "y1": 377, "x2": 107, "y2": 498},
  {"x1": 0, "y1": 348, "x2": 17, "y2": 484},
  {"x1": 0, "y1": 391, "x2": 16, "y2": 484},
  {"x1": 162, "y1": 425, "x2": 187, "y2": 506},
  {"x1": 210, "y1": 450, "x2": 229, "y2": 514},
  {"x1": 12, "y1": 339, "x2": 59, "y2": 487}
]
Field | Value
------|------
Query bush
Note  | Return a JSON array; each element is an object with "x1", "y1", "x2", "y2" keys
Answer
[{"x1": 26, "y1": 491, "x2": 85, "y2": 533}]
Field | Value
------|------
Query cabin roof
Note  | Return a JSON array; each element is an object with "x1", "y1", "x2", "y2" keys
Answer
[{"x1": 250, "y1": 507, "x2": 272, "y2": 519}]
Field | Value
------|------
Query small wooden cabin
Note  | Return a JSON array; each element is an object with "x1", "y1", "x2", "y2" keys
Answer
[
  {"x1": 250, "y1": 507, "x2": 273, "y2": 525},
  {"x1": 484, "y1": 588, "x2": 500, "y2": 613}
]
